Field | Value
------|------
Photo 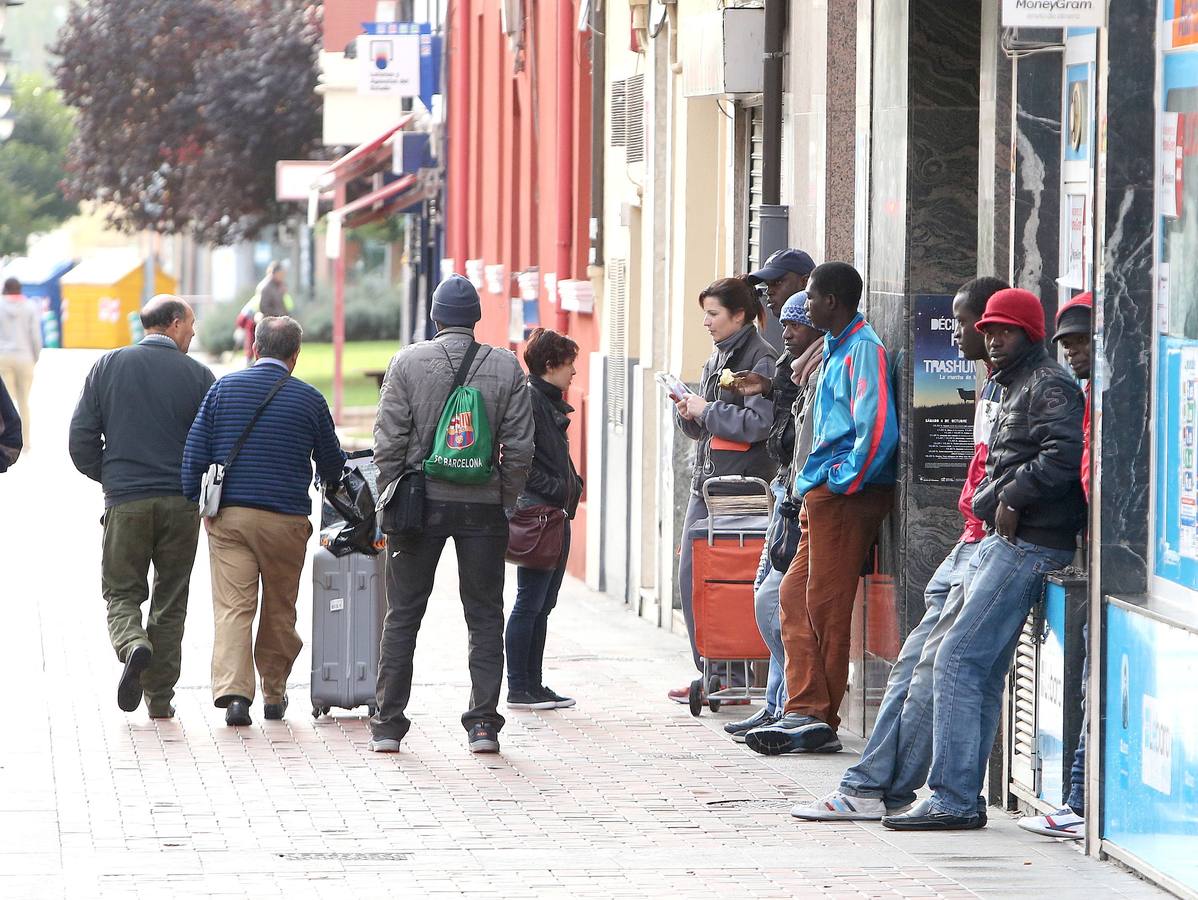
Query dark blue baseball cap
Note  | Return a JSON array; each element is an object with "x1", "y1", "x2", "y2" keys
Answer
[{"x1": 749, "y1": 248, "x2": 816, "y2": 284}]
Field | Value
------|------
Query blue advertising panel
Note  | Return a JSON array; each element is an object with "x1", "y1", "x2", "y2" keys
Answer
[
  {"x1": 1038, "y1": 580, "x2": 1068, "y2": 804},
  {"x1": 1103, "y1": 604, "x2": 1198, "y2": 888},
  {"x1": 1155, "y1": 8, "x2": 1198, "y2": 591}
]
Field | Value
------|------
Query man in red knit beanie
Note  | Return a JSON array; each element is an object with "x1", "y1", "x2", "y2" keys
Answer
[{"x1": 884, "y1": 287, "x2": 1085, "y2": 831}]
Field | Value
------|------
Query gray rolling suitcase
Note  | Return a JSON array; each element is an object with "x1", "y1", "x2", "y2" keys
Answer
[{"x1": 310, "y1": 546, "x2": 385, "y2": 718}]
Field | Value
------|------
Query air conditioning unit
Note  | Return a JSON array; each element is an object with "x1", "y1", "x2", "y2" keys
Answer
[{"x1": 682, "y1": 7, "x2": 765, "y2": 98}]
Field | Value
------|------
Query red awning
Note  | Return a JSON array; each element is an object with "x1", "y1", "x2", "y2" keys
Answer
[
  {"x1": 331, "y1": 174, "x2": 420, "y2": 228},
  {"x1": 319, "y1": 113, "x2": 416, "y2": 188}
]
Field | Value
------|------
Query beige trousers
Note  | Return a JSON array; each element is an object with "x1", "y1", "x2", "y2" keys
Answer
[
  {"x1": 0, "y1": 356, "x2": 35, "y2": 445},
  {"x1": 207, "y1": 506, "x2": 311, "y2": 705}
]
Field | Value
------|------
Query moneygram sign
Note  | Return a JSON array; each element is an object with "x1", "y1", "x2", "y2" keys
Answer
[{"x1": 1002, "y1": 0, "x2": 1105, "y2": 28}]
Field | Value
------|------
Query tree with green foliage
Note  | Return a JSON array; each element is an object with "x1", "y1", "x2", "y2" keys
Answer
[
  {"x1": 0, "y1": 75, "x2": 78, "y2": 255},
  {"x1": 53, "y1": 0, "x2": 324, "y2": 246}
]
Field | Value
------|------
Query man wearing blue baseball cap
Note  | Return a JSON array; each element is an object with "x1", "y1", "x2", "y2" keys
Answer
[{"x1": 749, "y1": 248, "x2": 817, "y2": 321}]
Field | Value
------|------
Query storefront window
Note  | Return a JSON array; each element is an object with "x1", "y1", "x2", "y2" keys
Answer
[{"x1": 1154, "y1": 10, "x2": 1198, "y2": 595}]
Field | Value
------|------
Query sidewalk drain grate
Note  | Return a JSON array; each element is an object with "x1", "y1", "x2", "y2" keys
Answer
[
  {"x1": 706, "y1": 798, "x2": 796, "y2": 811},
  {"x1": 279, "y1": 852, "x2": 412, "y2": 862}
]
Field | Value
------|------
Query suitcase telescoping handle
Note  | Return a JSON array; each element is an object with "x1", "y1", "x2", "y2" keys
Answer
[{"x1": 699, "y1": 475, "x2": 773, "y2": 507}]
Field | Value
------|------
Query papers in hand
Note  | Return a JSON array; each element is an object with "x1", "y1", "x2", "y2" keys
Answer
[{"x1": 654, "y1": 371, "x2": 690, "y2": 402}]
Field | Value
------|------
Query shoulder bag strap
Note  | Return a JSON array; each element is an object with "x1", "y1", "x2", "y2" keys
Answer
[{"x1": 221, "y1": 372, "x2": 290, "y2": 468}]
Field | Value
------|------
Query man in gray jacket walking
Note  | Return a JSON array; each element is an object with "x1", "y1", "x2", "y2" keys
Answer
[{"x1": 369, "y1": 275, "x2": 534, "y2": 755}]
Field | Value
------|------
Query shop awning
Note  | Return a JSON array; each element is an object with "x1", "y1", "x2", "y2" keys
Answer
[
  {"x1": 330, "y1": 173, "x2": 420, "y2": 229},
  {"x1": 318, "y1": 113, "x2": 416, "y2": 189}
]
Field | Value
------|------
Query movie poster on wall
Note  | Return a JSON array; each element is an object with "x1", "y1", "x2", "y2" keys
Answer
[{"x1": 912, "y1": 295, "x2": 978, "y2": 484}]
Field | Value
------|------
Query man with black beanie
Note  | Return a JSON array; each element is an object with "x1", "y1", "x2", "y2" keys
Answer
[{"x1": 370, "y1": 275, "x2": 534, "y2": 755}]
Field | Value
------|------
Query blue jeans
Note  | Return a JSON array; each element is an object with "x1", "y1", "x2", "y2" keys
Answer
[
  {"x1": 753, "y1": 478, "x2": 790, "y2": 714},
  {"x1": 1067, "y1": 621, "x2": 1089, "y2": 815},
  {"x1": 927, "y1": 534, "x2": 1074, "y2": 816},
  {"x1": 505, "y1": 525, "x2": 571, "y2": 692},
  {"x1": 840, "y1": 540, "x2": 979, "y2": 809}
]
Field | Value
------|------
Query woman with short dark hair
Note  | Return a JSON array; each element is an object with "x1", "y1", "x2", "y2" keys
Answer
[{"x1": 505, "y1": 328, "x2": 584, "y2": 710}]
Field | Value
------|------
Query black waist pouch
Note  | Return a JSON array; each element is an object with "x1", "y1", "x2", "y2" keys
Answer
[
  {"x1": 376, "y1": 469, "x2": 426, "y2": 537},
  {"x1": 767, "y1": 497, "x2": 802, "y2": 572}
]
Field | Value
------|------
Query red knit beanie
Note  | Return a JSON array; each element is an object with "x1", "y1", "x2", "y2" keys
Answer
[{"x1": 975, "y1": 288, "x2": 1048, "y2": 343}]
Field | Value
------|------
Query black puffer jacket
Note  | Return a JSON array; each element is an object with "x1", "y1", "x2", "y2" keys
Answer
[
  {"x1": 520, "y1": 376, "x2": 583, "y2": 519},
  {"x1": 971, "y1": 342, "x2": 1085, "y2": 550}
]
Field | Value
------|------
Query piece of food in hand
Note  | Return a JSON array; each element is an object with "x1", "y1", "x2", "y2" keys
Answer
[{"x1": 719, "y1": 368, "x2": 736, "y2": 389}]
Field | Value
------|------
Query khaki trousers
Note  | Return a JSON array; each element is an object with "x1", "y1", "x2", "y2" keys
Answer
[
  {"x1": 0, "y1": 356, "x2": 34, "y2": 445},
  {"x1": 207, "y1": 506, "x2": 311, "y2": 705},
  {"x1": 780, "y1": 483, "x2": 895, "y2": 730}
]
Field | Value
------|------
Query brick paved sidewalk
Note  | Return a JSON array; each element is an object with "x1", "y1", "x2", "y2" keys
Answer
[{"x1": 0, "y1": 352, "x2": 1165, "y2": 899}]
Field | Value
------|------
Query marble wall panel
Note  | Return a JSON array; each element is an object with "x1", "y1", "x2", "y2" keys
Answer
[
  {"x1": 1012, "y1": 48, "x2": 1062, "y2": 306},
  {"x1": 907, "y1": 107, "x2": 981, "y2": 293},
  {"x1": 1097, "y1": 2, "x2": 1155, "y2": 596},
  {"x1": 977, "y1": 3, "x2": 1013, "y2": 280},
  {"x1": 908, "y1": 0, "x2": 982, "y2": 111},
  {"x1": 871, "y1": 0, "x2": 907, "y2": 112},
  {"x1": 868, "y1": 105, "x2": 909, "y2": 295}
]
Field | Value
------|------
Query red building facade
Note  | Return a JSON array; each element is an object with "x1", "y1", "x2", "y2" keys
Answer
[{"x1": 445, "y1": 0, "x2": 597, "y2": 576}]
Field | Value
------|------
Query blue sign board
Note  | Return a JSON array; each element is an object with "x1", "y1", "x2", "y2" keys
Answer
[{"x1": 1103, "y1": 603, "x2": 1198, "y2": 888}]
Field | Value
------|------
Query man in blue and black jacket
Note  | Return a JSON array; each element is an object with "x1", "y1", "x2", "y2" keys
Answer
[
  {"x1": 182, "y1": 316, "x2": 345, "y2": 727},
  {"x1": 747, "y1": 262, "x2": 899, "y2": 756}
]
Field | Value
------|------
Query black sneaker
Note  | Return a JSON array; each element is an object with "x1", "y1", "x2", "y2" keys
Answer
[
  {"x1": 506, "y1": 690, "x2": 555, "y2": 710},
  {"x1": 117, "y1": 645, "x2": 152, "y2": 712},
  {"x1": 224, "y1": 697, "x2": 252, "y2": 727},
  {"x1": 744, "y1": 713, "x2": 836, "y2": 755},
  {"x1": 536, "y1": 686, "x2": 576, "y2": 708},
  {"x1": 467, "y1": 722, "x2": 500, "y2": 753},
  {"x1": 724, "y1": 707, "x2": 779, "y2": 743}
]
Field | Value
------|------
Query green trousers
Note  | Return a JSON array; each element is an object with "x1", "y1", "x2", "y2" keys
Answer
[{"x1": 102, "y1": 495, "x2": 201, "y2": 708}]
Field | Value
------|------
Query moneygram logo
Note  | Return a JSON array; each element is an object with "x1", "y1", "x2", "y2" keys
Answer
[{"x1": 1013, "y1": 0, "x2": 1094, "y2": 8}]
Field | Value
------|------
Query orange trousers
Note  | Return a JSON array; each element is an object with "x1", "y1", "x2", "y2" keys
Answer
[{"x1": 779, "y1": 483, "x2": 895, "y2": 730}]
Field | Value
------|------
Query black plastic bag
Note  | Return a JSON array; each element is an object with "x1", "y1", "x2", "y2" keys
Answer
[{"x1": 320, "y1": 451, "x2": 382, "y2": 557}]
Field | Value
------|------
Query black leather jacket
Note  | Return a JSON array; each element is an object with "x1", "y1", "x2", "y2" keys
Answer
[
  {"x1": 520, "y1": 376, "x2": 583, "y2": 519},
  {"x1": 766, "y1": 350, "x2": 800, "y2": 468},
  {"x1": 971, "y1": 342, "x2": 1085, "y2": 550}
]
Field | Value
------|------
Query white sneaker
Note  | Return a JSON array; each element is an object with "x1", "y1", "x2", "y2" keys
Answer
[
  {"x1": 367, "y1": 738, "x2": 401, "y2": 753},
  {"x1": 792, "y1": 789, "x2": 889, "y2": 821},
  {"x1": 1017, "y1": 807, "x2": 1084, "y2": 839}
]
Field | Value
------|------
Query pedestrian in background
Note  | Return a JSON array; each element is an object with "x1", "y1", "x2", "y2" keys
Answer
[
  {"x1": 182, "y1": 316, "x2": 346, "y2": 727},
  {"x1": 505, "y1": 328, "x2": 584, "y2": 711},
  {"x1": 370, "y1": 275, "x2": 533, "y2": 755},
  {"x1": 747, "y1": 262, "x2": 898, "y2": 756},
  {"x1": 0, "y1": 375, "x2": 21, "y2": 471},
  {"x1": 69, "y1": 295, "x2": 215, "y2": 718},
  {"x1": 0, "y1": 277, "x2": 43, "y2": 449},
  {"x1": 257, "y1": 261, "x2": 290, "y2": 319},
  {"x1": 670, "y1": 275, "x2": 779, "y2": 706}
]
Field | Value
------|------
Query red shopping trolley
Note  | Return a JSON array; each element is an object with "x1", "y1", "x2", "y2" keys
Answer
[{"x1": 687, "y1": 475, "x2": 773, "y2": 716}]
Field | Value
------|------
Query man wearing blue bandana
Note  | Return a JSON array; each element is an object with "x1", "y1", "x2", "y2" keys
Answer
[{"x1": 723, "y1": 254, "x2": 822, "y2": 740}]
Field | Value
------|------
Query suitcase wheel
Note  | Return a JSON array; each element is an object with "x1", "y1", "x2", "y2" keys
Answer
[
  {"x1": 687, "y1": 678, "x2": 703, "y2": 717},
  {"x1": 707, "y1": 674, "x2": 722, "y2": 713},
  {"x1": 367, "y1": 705, "x2": 377, "y2": 718},
  {"x1": 312, "y1": 705, "x2": 328, "y2": 719}
]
